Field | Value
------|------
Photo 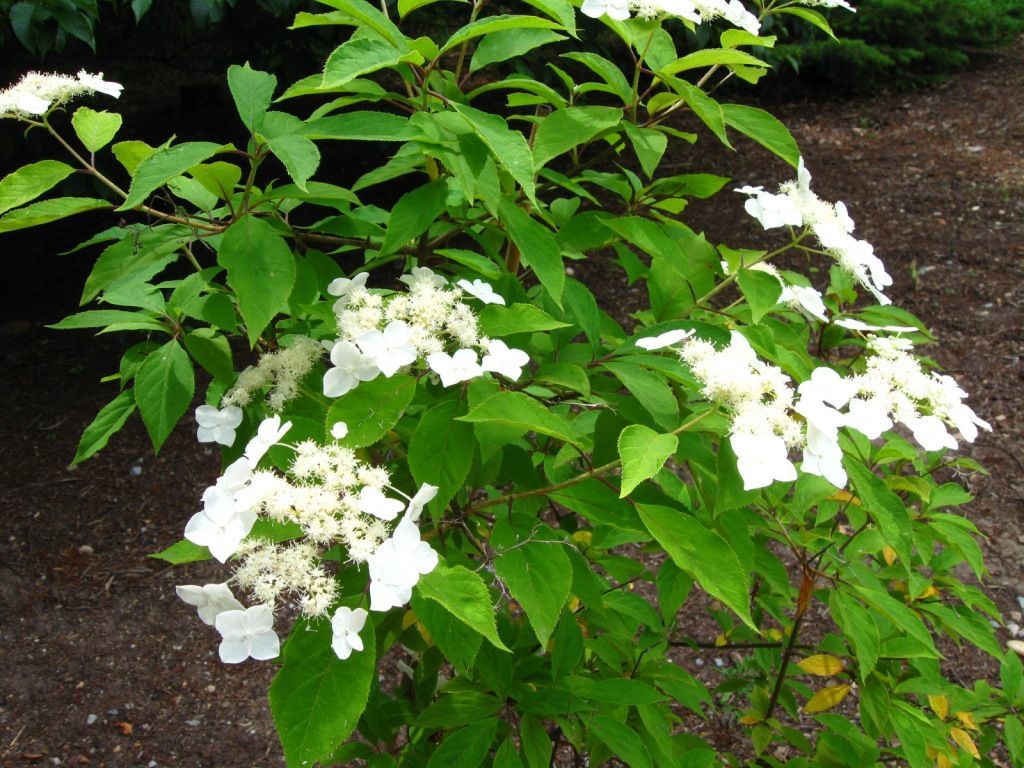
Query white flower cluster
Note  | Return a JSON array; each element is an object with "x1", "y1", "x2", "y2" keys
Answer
[
  {"x1": 641, "y1": 329, "x2": 990, "y2": 491},
  {"x1": 222, "y1": 336, "x2": 323, "y2": 411},
  {"x1": 581, "y1": 0, "x2": 760, "y2": 32},
  {"x1": 323, "y1": 267, "x2": 529, "y2": 397},
  {"x1": 0, "y1": 70, "x2": 122, "y2": 119},
  {"x1": 736, "y1": 158, "x2": 893, "y2": 305},
  {"x1": 178, "y1": 413, "x2": 439, "y2": 663}
]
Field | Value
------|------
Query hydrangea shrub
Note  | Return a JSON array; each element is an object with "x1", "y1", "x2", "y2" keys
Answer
[{"x1": 2, "y1": 1, "x2": 1020, "y2": 765}]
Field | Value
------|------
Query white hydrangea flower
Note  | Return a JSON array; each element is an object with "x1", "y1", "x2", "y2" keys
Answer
[
  {"x1": 636, "y1": 329, "x2": 695, "y2": 350},
  {"x1": 834, "y1": 317, "x2": 917, "y2": 333},
  {"x1": 331, "y1": 606, "x2": 368, "y2": 660},
  {"x1": 358, "y1": 486, "x2": 405, "y2": 521},
  {"x1": 0, "y1": 70, "x2": 122, "y2": 119},
  {"x1": 779, "y1": 284, "x2": 829, "y2": 322},
  {"x1": 581, "y1": 0, "x2": 631, "y2": 20},
  {"x1": 731, "y1": 431, "x2": 797, "y2": 490},
  {"x1": 176, "y1": 583, "x2": 244, "y2": 626},
  {"x1": 195, "y1": 405, "x2": 243, "y2": 446},
  {"x1": 368, "y1": 516, "x2": 438, "y2": 612},
  {"x1": 184, "y1": 504, "x2": 258, "y2": 563},
  {"x1": 457, "y1": 279, "x2": 506, "y2": 305},
  {"x1": 215, "y1": 604, "x2": 280, "y2": 663},
  {"x1": 327, "y1": 272, "x2": 369, "y2": 302},
  {"x1": 406, "y1": 483, "x2": 439, "y2": 522},
  {"x1": 323, "y1": 340, "x2": 380, "y2": 398},
  {"x1": 481, "y1": 339, "x2": 530, "y2": 380},
  {"x1": 330, "y1": 421, "x2": 349, "y2": 440},
  {"x1": 428, "y1": 348, "x2": 485, "y2": 387},
  {"x1": 399, "y1": 266, "x2": 447, "y2": 289},
  {"x1": 357, "y1": 321, "x2": 418, "y2": 377},
  {"x1": 244, "y1": 415, "x2": 292, "y2": 465}
]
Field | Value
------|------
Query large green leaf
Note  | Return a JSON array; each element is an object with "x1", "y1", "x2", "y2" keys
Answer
[
  {"x1": 497, "y1": 200, "x2": 564, "y2": 305},
  {"x1": 380, "y1": 179, "x2": 447, "y2": 256},
  {"x1": 532, "y1": 106, "x2": 622, "y2": 170},
  {"x1": 845, "y1": 459, "x2": 913, "y2": 568},
  {"x1": 478, "y1": 303, "x2": 569, "y2": 336},
  {"x1": 561, "y1": 52, "x2": 632, "y2": 105},
  {"x1": 586, "y1": 716, "x2": 653, "y2": 768},
  {"x1": 453, "y1": 103, "x2": 535, "y2": 203},
  {"x1": 617, "y1": 425, "x2": 678, "y2": 497},
  {"x1": 183, "y1": 328, "x2": 235, "y2": 383},
  {"x1": 637, "y1": 504, "x2": 754, "y2": 628},
  {"x1": 270, "y1": 617, "x2": 376, "y2": 768},
  {"x1": 494, "y1": 542, "x2": 572, "y2": 646},
  {"x1": 604, "y1": 363, "x2": 678, "y2": 431},
  {"x1": 119, "y1": 141, "x2": 223, "y2": 210},
  {"x1": 440, "y1": 14, "x2": 562, "y2": 54},
  {"x1": 425, "y1": 718, "x2": 499, "y2": 768},
  {"x1": 133, "y1": 339, "x2": 194, "y2": 453},
  {"x1": 0, "y1": 197, "x2": 112, "y2": 232},
  {"x1": 736, "y1": 267, "x2": 782, "y2": 324},
  {"x1": 408, "y1": 399, "x2": 474, "y2": 516},
  {"x1": 73, "y1": 389, "x2": 136, "y2": 464},
  {"x1": 302, "y1": 111, "x2": 417, "y2": 142},
  {"x1": 217, "y1": 214, "x2": 296, "y2": 346},
  {"x1": 227, "y1": 63, "x2": 277, "y2": 133},
  {"x1": 0, "y1": 160, "x2": 76, "y2": 216},
  {"x1": 71, "y1": 107, "x2": 122, "y2": 153},
  {"x1": 322, "y1": 39, "x2": 420, "y2": 89},
  {"x1": 459, "y1": 391, "x2": 578, "y2": 446},
  {"x1": 411, "y1": 594, "x2": 483, "y2": 673},
  {"x1": 722, "y1": 104, "x2": 800, "y2": 168},
  {"x1": 660, "y1": 48, "x2": 768, "y2": 76},
  {"x1": 310, "y1": 0, "x2": 406, "y2": 47},
  {"x1": 81, "y1": 225, "x2": 188, "y2": 304},
  {"x1": 416, "y1": 564, "x2": 509, "y2": 651},
  {"x1": 265, "y1": 133, "x2": 321, "y2": 191},
  {"x1": 325, "y1": 375, "x2": 416, "y2": 447},
  {"x1": 470, "y1": 28, "x2": 566, "y2": 73}
]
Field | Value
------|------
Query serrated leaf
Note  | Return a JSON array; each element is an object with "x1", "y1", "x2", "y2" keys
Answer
[
  {"x1": 637, "y1": 504, "x2": 753, "y2": 629},
  {"x1": 408, "y1": 399, "x2": 474, "y2": 515},
  {"x1": 73, "y1": 389, "x2": 136, "y2": 464},
  {"x1": 470, "y1": 28, "x2": 565, "y2": 73},
  {"x1": 270, "y1": 618, "x2": 376, "y2": 768},
  {"x1": 380, "y1": 179, "x2": 447, "y2": 256},
  {"x1": 478, "y1": 303, "x2": 568, "y2": 336},
  {"x1": 411, "y1": 595, "x2": 483, "y2": 673},
  {"x1": 803, "y1": 684, "x2": 852, "y2": 714},
  {"x1": 722, "y1": 104, "x2": 800, "y2": 168},
  {"x1": 134, "y1": 339, "x2": 194, "y2": 453},
  {"x1": 217, "y1": 214, "x2": 296, "y2": 346},
  {"x1": 949, "y1": 728, "x2": 980, "y2": 759},
  {"x1": 737, "y1": 268, "x2": 782, "y2": 324},
  {"x1": 494, "y1": 542, "x2": 572, "y2": 646},
  {"x1": 586, "y1": 716, "x2": 653, "y2": 768},
  {"x1": 0, "y1": 160, "x2": 76, "y2": 215},
  {"x1": 227, "y1": 63, "x2": 276, "y2": 133},
  {"x1": 119, "y1": 142, "x2": 223, "y2": 210},
  {"x1": 265, "y1": 133, "x2": 320, "y2": 191},
  {"x1": 453, "y1": 103, "x2": 536, "y2": 204},
  {"x1": 425, "y1": 718, "x2": 498, "y2": 768},
  {"x1": 618, "y1": 425, "x2": 678, "y2": 497},
  {"x1": 183, "y1": 329, "x2": 234, "y2": 382},
  {"x1": 149, "y1": 539, "x2": 210, "y2": 564},
  {"x1": 532, "y1": 106, "x2": 622, "y2": 170},
  {"x1": 459, "y1": 390, "x2": 578, "y2": 446},
  {"x1": 325, "y1": 375, "x2": 416, "y2": 447},
  {"x1": 440, "y1": 14, "x2": 562, "y2": 54},
  {"x1": 303, "y1": 111, "x2": 417, "y2": 142},
  {"x1": 498, "y1": 199, "x2": 563, "y2": 304},
  {"x1": 796, "y1": 654, "x2": 845, "y2": 677},
  {"x1": 71, "y1": 107, "x2": 122, "y2": 153},
  {"x1": 416, "y1": 564, "x2": 509, "y2": 651},
  {"x1": 0, "y1": 197, "x2": 112, "y2": 232},
  {"x1": 845, "y1": 459, "x2": 913, "y2": 568},
  {"x1": 322, "y1": 38, "x2": 419, "y2": 89}
]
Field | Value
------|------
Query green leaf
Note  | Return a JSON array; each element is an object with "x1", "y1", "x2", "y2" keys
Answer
[
  {"x1": 494, "y1": 740, "x2": 526, "y2": 768},
  {"x1": 398, "y1": 0, "x2": 466, "y2": 18},
  {"x1": 566, "y1": 677, "x2": 666, "y2": 705},
  {"x1": 190, "y1": 161, "x2": 243, "y2": 200},
  {"x1": 112, "y1": 140, "x2": 157, "y2": 175},
  {"x1": 270, "y1": 617, "x2": 376, "y2": 768},
  {"x1": 73, "y1": 389, "x2": 136, "y2": 464},
  {"x1": 416, "y1": 564, "x2": 509, "y2": 651},
  {"x1": 227, "y1": 63, "x2": 277, "y2": 133},
  {"x1": 413, "y1": 692, "x2": 501, "y2": 729},
  {"x1": 119, "y1": 142, "x2": 223, "y2": 211},
  {"x1": 604, "y1": 363, "x2": 678, "y2": 431},
  {"x1": 776, "y1": 6, "x2": 836, "y2": 39},
  {"x1": 134, "y1": 339, "x2": 194, "y2": 453},
  {"x1": 322, "y1": 39, "x2": 420, "y2": 89},
  {"x1": 217, "y1": 215, "x2": 297, "y2": 346},
  {"x1": 493, "y1": 542, "x2": 572, "y2": 646},
  {"x1": 148, "y1": 539, "x2": 210, "y2": 564},
  {"x1": 497, "y1": 200, "x2": 563, "y2": 305},
  {"x1": 0, "y1": 160, "x2": 76, "y2": 216},
  {"x1": 310, "y1": 0, "x2": 406, "y2": 47},
  {"x1": 637, "y1": 504, "x2": 754, "y2": 628},
  {"x1": 81, "y1": 226, "x2": 187, "y2": 304},
  {"x1": 845, "y1": 459, "x2": 913, "y2": 567},
  {"x1": 617, "y1": 425, "x2": 678, "y2": 497},
  {"x1": 737, "y1": 268, "x2": 782, "y2": 324},
  {"x1": 470, "y1": 29, "x2": 566, "y2": 73},
  {"x1": 325, "y1": 375, "x2": 416, "y2": 447},
  {"x1": 453, "y1": 103, "x2": 536, "y2": 204},
  {"x1": 0, "y1": 197, "x2": 112, "y2": 232},
  {"x1": 621, "y1": 122, "x2": 667, "y2": 180},
  {"x1": 303, "y1": 111, "x2": 417, "y2": 142},
  {"x1": 425, "y1": 718, "x2": 499, "y2": 768},
  {"x1": 561, "y1": 52, "x2": 632, "y2": 105},
  {"x1": 532, "y1": 106, "x2": 622, "y2": 170},
  {"x1": 459, "y1": 391, "x2": 578, "y2": 446},
  {"x1": 408, "y1": 399, "x2": 475, "y2": 515},
  {"x1": 520, "y1": 715, "x2": 552, "y2": 768},
  {"x1": 441, "y1": 14, "x2": 562, "y2": 54},
  {"x1": 411, "y1": 594, "x2": 483, "y2": 673},
  {"x1": 660, "y1": 48, "x2": 768, "y2": 76},
  {"x1": 265, "y1": 133, "x2": 320, "y2": 191},
  {"x1": 671, "y1": 78, "x2": 729, "y2": 147},
  {"x1": 49, "y1": 309, "x2": 166, "y2": 332},
  {"x1": 478, "y1": 303, "x2": 569, "y2": 336},
  {"x1": 71, "y1": 107, "x2": 122, "y2": 153},
  {"x1": 586, "y1": 716, "x2": 653, "y2": 768},
  {"x1": 380, "y1": 179, "x2": 447, "y2": 256},
  {"x1": 721, "y1": 104, "x2": 800, "y2": 168},
  {"x1": 183, "y1": 329, "x2": 234, "y2": 383}
]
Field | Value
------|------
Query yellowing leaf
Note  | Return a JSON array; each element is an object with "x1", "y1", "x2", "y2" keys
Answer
[
  {"x1": 766, "y1": 628, "x2": 784, "y2": 641},
  {"x1": 955, "y1": 711, "x2": 979, "y2": 731},
  {"x1": 572, "y1": 530, "x2": 593, "y2": 547},
  {"x1": 917, "y1": 585, "x2": 940, "y2": 599},
  {"x1": 950, "y1": 727, "x2": 980, "y2": 759},
  {"x1": 797, "y1": 654, "x2": 845, "y2": 677},
  {"x1": 715, "y1": 633, "x2": 728, "y2": 647},
  {"x1": 882, "y1": 546, "x2": 898, "y2": 566},
  {"x1": 803, "y1": 684, "x2": 852, "y2": 714},
  {"x1": 402, "y1": 610, "x2": 418, "y2": 630},
  {"x1": 828, "y1": 489, "x2": 861, "y2": 506},
  {"x1": 739, "y1": 714, "x2": 761, "y2": 725},
  {"x1": 928, "y1": 694, "x2": 949, "y2": 719}
]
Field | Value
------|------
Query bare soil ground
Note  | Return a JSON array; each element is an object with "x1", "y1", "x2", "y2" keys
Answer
[{"x1": 1, "y1": 40, "x2": 1022, "y2": 768}]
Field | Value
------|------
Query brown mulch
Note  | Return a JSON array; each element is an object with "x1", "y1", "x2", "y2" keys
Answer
[{"x1": 1, "y1": 40, "x2": 1023, "y2": 768}]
